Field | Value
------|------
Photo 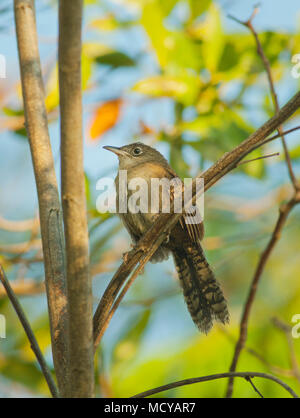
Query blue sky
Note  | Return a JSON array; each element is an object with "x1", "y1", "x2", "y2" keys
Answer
[{"x1": 1, "y1": 0, "x2": 300, "y2": 220}]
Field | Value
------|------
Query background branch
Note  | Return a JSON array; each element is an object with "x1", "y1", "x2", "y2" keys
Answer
[
  {"x1": 226, "y1": 196, "x2": 300, "y2": 397},
  {"x1": 0, "y1": 265, "x2": 58, "y2": 398},
  {"x1": 59, "y1": 0, "x2": 94, "y2": 397},
  {"x1": 225, "y1": 8, "x2": 300, "y2": 398},
  {"x1": 0, "y1": 278, "x2": 44, "y2": 298},
  {"x1": 14, "y1": 0, "x2": 68, "y2": 396},
  {"x1": 132, "y1": 371, "x2": 299, "y2": 398},
  {"x1": 0, "y1": 215, "x2": 39, "y2": 232},
  {"x1": 272, "y1": 317, "x2": 300, "y2": 383}
]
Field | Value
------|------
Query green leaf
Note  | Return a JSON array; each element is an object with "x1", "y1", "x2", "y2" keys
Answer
[
  {"x1": 218, "y1": 42, "x2": 240, "y2": 73},
  {"x1": 282, "y1": 144, "x2": 300, "y2": 160},
  {"x1": 200, "y1": 4, "x2": 224, "y2": 73},
  {"x1": 2, "y1": 107, "x2": 24, "y2": 117},
  {"x1": 85, "y1": 172, "x2": 92, "y2": 210},
  {"x1": 140, "y1": 0, "x2": 170, "y2": 69},
  {"x1": 159, "y1": 0, "x2": 178, "y2": 16},
  {"x1": 188, "y1": 0, "x2": 211, "y2": 19},
  {"x1": 0, "y1": 355, "x2": 48, "y2": 393},
  {"x1": 140, "y1": 0, "x2": 201, "y2": 70},
  {"x1": 90, "y1": 15, "x2": 119, "y2": 31},
  {"x1": 181, "y1": 109, "x2": 265, "y2": 178},
  {"x1": 132, "y1": 71, "x2": 201, "y2": 105},
  {"x1": 90, "y1": 15, "x2": 134, "y2": 31},
  {"x1": 45, "y1": 53, "x2": 92, "y2": 112},
  {"x1": 241, "y1": 149, "x2": 266, "y2": 179},
  {"x1": 95, "y1": 51, "x2": 136, "y2": 68}
]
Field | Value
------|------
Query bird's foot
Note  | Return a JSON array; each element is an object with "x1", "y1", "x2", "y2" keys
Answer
[
  {"x1": 164, "y1": 233, "x2": 170, "y2": 244},
  {"x1": 122, "y1": 244, "x2": 134, "y2": 263},
  {"x1": 122, "y1": 251, "x2": 130, "y2": 263}
]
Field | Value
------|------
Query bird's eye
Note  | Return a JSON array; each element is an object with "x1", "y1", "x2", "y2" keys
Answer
[{"x1": 133, "y1": 147, "x2": 142, "y2": 156}]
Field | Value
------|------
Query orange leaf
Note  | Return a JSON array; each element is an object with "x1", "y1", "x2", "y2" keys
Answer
[
  {"x1": 139, "y1": 120, "x2": 155, "y2": 135},
  {"x1": 90, "y1": 98, "x2": 122, "y2": 140}
]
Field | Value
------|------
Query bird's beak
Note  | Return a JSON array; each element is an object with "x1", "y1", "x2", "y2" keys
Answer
[{"x1": 103, "y1": 145, "x2": 129, "y2": 157}]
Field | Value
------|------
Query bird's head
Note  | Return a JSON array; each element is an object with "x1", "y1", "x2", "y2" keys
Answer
[{"x1": 103, "y1": 142, "x2": 169, "y2": 170}]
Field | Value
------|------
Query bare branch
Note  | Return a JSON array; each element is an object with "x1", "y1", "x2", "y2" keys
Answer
[
  {"x1": 220, "y1": 327, "x2": 295, "y2": 378},
  {"x1": 229, "y1": 9, "x2": 299, "y2": 191},
  {"x1": 0, "y1": 239, "x2": 41, "y2": 255},
  {"x1": 237, "y1": 152, "x2": 279, "y2": 166},
  {"x1": 59, "y1": 0, "x2": 94, "y2": 397},
  {"x1": 225, "y1": 8, "x2": 300, "y2": 398},
  {"x1": 14, "y1": 0, "x2": 68, "y2": 396},
  {"x1": 0, "y1": 265, "x2": 58, "y2": 398},
  {"x1": 258, "y1": 126, "x2": 300, "y2": 148},
  {"x1": 245, "y1": 376, "x2": 264, "y2": 398},
  {"x1": 0, "y1": 278, "x2": 45, "y2": 298},
  {"x1": 0, "y1": 215, "x2": 39, "y2": 232},
  {"x1": 226, "y1": 194, "x2": 300, "y2": 397},
  {"x1": 93, "y1": 247, "x2": 154, "y2": 349},
  {"x1": 132, "y1": 371, "x2": 299, "y2": 398}
]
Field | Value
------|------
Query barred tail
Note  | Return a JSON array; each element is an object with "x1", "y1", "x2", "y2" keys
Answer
[{"x1": 172, "y1": 243, "x2": 229, "y2": 334}]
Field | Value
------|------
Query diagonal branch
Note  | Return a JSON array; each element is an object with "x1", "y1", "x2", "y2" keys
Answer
[
  {"x1": 14, "y1": 0, "x2": 68, "y2": 396},
  {"x1": 93, "y1": 89, "x2": 300, "y2": 349},
  {"x1": 59, "y1": 0, "x2": 94, "y2": 397},
  {"x1": 0, "y1": 265, "x2": 58, "y2": 398},
  {"x1": 132, "y1": 371, "x2": 299, "y2": 398},
  {"x1": 226, "y1": 194, "x2": 300, "y2": 397}
]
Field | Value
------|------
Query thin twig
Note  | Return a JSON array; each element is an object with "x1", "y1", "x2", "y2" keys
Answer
[
  {"x1": 225, "y1": 8, "x2": 300, "y2": 398},
  {"x1": 220, "y1": 326, "x2": 295, "y2": 378},
  {"x1": 132, "y1": 371, "x2": 299, "y2": 398},
  {"x1": 226, "y1": 194, "x2": 300, "y2": 397},
  {"x1": 228, "y1": 9, "x2": 299, "y2": 191},
  {"x1": 93, "y1": 248, "x2": 155, "y2": 349},
  {"x1": 245, "y1": 376, "x2": 264, "y2": 398},
  {"x1": 0, "y1": 265, "x2": 58, "y2": 398},
  {"x1": 258, "y1": 126, "x2": 300, "y2": 149},
  {"x1": 237, "y1": 152, "x2": 279, "y2": 166}
]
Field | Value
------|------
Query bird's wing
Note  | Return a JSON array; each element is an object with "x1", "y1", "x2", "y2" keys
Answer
[{"x1": 163, "y1": 165, "x2": 204, "y2": 243}]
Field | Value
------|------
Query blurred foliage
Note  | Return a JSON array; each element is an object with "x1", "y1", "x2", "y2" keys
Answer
[{"x1": 0, "y1": 0, "x2": 300, "y2": 398}]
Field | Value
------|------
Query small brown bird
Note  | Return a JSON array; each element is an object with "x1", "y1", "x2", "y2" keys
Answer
[{"x1": 103, "y1": 142, "x2": 229, "y2": 333}]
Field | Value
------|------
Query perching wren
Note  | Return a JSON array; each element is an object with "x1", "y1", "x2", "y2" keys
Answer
[{"x1": 103, "y1": 142, "x2": 229, "y2": 333}]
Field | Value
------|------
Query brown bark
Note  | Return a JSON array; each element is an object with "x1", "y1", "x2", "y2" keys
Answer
[
  {"x1": 58, "y1": 0, "x2": 94, "y2": 397},
  {"x1": 14, "y1": 0, "x2": 68, "y2": 396}
]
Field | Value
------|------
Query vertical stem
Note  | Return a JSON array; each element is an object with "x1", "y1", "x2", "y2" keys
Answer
[
  {"x1": 14, "y1": 0, "x2": 68, "y2": 396},
  {"x1": 59, "y1": 0, "x2": 94, "y2": 397}
]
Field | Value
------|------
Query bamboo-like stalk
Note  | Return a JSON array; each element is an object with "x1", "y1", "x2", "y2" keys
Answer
[
  {"x1": 58, "y1": 0, "x2": 94, "y2": 398},
  {"x1": 14, "y1": 0, "x2": 68, "y2": 396}
]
